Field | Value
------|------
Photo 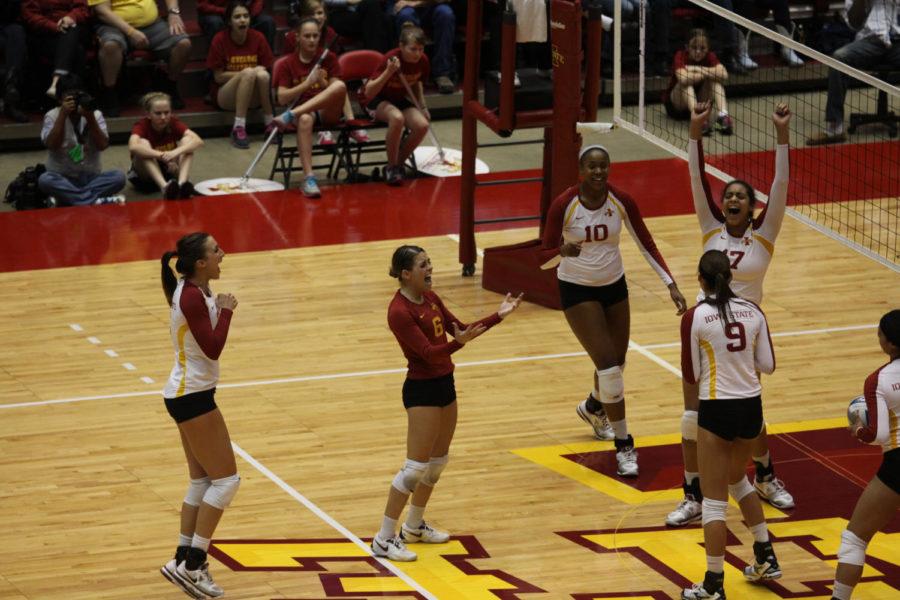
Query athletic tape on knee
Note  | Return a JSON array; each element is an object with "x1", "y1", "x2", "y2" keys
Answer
[
  {"x1": 202, "y1": 474, "x2": 240, "y2": 510},
  {"x1": 183, "y1": 477, "x2": 211, "y2": 507},
  {"x1": 596, "y1": 366, "x2": 624, "y2": 404},
  {"x1": 701, "y1": 497, "x2": 728, "y2": 525},
  {"x1": 836, "y1": 529, "x2": 868, "y2": 566},
  {"x1": 421, "y1": 454, "x2": 449, "y2": 487},
  {"x1": 681, "y1": 410, "x2": 698, "y2": 441},
  {"x1": 391, "y1": 459, "x2": 428, "y2": 494},
  {"x1": 728, "y1": 477, "x2": 755, "y2": 502}
]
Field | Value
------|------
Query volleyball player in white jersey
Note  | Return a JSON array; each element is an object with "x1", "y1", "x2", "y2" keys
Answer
[
  {"x1": 667, "y1": 101, "x2": 794, "y2": 527},
  {"x1": 542, "y1": 144, "x2": 687, "y2": 477},
  {"x1": 681, "y1": 250, "x2": 781, "y2": 600},
  {"x1": 829, "y1": 310, "x2": 900, "y2": 600},
  {"x1": 158, "y1": 232, "x2": 239, "y2": 599}
]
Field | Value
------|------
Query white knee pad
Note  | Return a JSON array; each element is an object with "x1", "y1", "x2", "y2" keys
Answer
[
  {"x1": 183, "y1": 477, "x2": 211, "y2": 507},
  {"x1": 597, "y1": 366, "x2": 624, "y2": 404},
  {"x1": 681, "y1": 410, "x2": 698, "y2": 441},
  {"x1": 391, "y1": 459, "x2": 428, "y2": 494},
  {"x1": 837, "y1": 529, "x2": 868, "y2": 566},
  {"x1": 728, "y1": 477, "x2": 755, "y2": 502},
  {"x1": 421, "y1": 454, "x2": 449, "y2": 487},
  {"x1": 701, "y1": 498, "x2": 728, "y2": 525},
  {"x1": 202, "y1": 474, "x2": 241, "y2": 510}
]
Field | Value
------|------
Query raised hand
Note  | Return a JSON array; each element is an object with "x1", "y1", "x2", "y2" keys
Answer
[
  {"x1": 689, "y1": 101, "x2": 712, "y2": 140},
  {"x1": 216, "y1": 293, "x2": 238, "y2": 311},
  {"x1": 451, "y1": 322, "x2": 487, "y2": 345},
  {"x1": 498, "y1": 292, "x2": 524, "y2": 319}
]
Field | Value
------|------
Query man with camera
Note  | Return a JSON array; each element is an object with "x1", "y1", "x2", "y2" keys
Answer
[{"x1": 39, "y1": 75, "x2": 127, "y2": 206}]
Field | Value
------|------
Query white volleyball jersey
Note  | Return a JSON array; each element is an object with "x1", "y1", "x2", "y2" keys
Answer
[
  {"x1": 859, "y1": 358, "x2": 900, "y2": 452},
  {"x1": 680, "y1": 297, "x2": 775, "y2": 400},
  {"x1": 163, "y1": 279, "x2": 232, "y2": 398},
  {"x1": 689, "y1": 139, "x2": 789, "y2": 304},
  {"x1": 542, "y1": 184, "x2": 674, "y2": 287}
]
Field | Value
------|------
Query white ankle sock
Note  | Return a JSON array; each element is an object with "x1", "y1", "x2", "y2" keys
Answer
[
  {"x1": 378, "y1": 516, "x2": 397, "y2": 541},
  {"x1": 610, "y1": 419, "x2": 628, "y2": 440},
  {"x1": 191, "y1": 534, "x2": 211, "y2": 552},
  {"x1": 753, "y1": 452, "x2": 770, "y2": 468},
  {"x1": 685, "y1": 471, "x2": 699, "y2": 485},
  {"x1": 178, "y1": 533, "x2": 193, "y2": 547},
  {"x1": 831, "y1": 581, "x2": 853, "y2": 600},
  {"x1": 706, "y1": 554, "x2": 724, "y2": 572},
  {"x1": 234, "y1": 117, "x2": 246, "y2": 128},
  {"x1": 749, "y1": 522, "x2": 769, "y2": 543},
  {"x1": 405, "y1": 505, "x2": 425, "y2": 529}
]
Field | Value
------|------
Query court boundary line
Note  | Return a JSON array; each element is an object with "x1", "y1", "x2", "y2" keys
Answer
[
  {"x1": 231, "y1": 441, "x2": 437, "y2": 599},
  {"x1": 0, "y1": 323, "x2": 875, "y2": 410}
]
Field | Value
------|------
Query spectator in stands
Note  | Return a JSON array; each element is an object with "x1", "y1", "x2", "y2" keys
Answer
[
  {"x1": 286, "y1": 0, "x2": 369, "y2": 145},
  {"x1": 128, "y1": 91, "x2": 204, "y2": 199},
  {"x1": 324, "y1": 0, "x2": 393, "y2": 53},
  {"x1": 362, "y1": 24, "x2": 430, "y2": 185},
  {"x1": 807, "y1": 0, "x2": 900, "y2": 145},
  {"x1": 385, "y1": 0, "x2": 456, "y2": 94},
  {"x1": 207, "y1": 0, "x2": 275, "y2": 149},
  {"x1": 272, "y1": 18, "x2": 348, "y2": 198},
  {"x1": 89, "y1": 0, "x2": 192, "y2": 117},
  {"x1": 21, "y1": 0, "x2": 90, "y2": 100},
  {"x1": 733, "y1": 0, "x2": 804, "y2": 70},
  {"x1": 198, "y1": 0, "x2": 276, "y2": 51},
  {"x1": 0, "y1": 0, "x2": 28, "y2": 122},
  {"x1": 663, "y1": 28, "x2": 734, "y2": 135},
  {"x1": 38, "y1": 74, "x2": 127, "y2": 206}
]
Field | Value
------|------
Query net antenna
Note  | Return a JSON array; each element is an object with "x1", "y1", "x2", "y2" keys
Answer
[{"x1": 614, "y1": 0, "x2": 899, "y2": 271}]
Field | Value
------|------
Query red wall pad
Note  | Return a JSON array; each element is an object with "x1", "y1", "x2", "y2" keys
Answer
[{"x1": 482, "y1": 240, "x2": 562, "y2": 309}]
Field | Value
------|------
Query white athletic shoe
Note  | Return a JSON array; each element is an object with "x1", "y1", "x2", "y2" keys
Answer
[
  {"x1": 175, "y1": 561, "x2": 224, "y2": 598},
  {"x1": 317, "y1": 130, "x2": 336, "y2": 145},
  {"x1": 616, "y1": 446, "x2": 639, "y2": 477},
  {"x1": 754, "y1": 477, "x2": 795, "y2": 509},
  {"x1": 160, "y1": 559, "x2": 204, "y2": 599},
  {"x1": 401, "y1": 521, "x2": 450, "y2": 544},
  {"x1": 371, "y1": 534, "x2": 417, "y2": 561},
  {"x1": 576, "y1": 398, "x2": 615, "y2": 440},
  {"x1": 666, "y1": 496, "x2": 703, "y2": 527},
  {"x1": 682, "y1": 582, "x2": 725, "y2": 599}
]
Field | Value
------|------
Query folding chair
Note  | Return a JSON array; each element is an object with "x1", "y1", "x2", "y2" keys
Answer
[{"x1": 331, "y1": 50, "x2": 387, "y2": 182}]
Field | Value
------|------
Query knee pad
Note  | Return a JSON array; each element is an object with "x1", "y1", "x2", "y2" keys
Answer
[
  {"x1": 837, "y1": 529, "x2": 868, "y2": 566},
  {"x1": 597, "y1": 366, "x2": 624, "y2": 404},
  {"x1": 202, "y1": 474, "x2": 241, "y2": 510},
  {"x1": 183, "y1": 477, "x2": 211, "y2": 507},
  {"x1": 681, "y1": 410, "x2": 698, "y2": 441},
  {"x1": 728, "y1": 477, "x2": 755, "y2": 502},
  {"x1": 391, "y1": 459, "x2": 428, "y2": 494},
  {"x1": 701, "y1": 497, "x2": 728, "y2": 525},
  {"x1": 421, "y1": 455, "x2": 449, "y2": 487}
]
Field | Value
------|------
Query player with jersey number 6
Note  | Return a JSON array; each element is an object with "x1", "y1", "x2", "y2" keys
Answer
[
  {"x1": 371, "y1": 245, "x2": 523, "y2": 562},
  {"x1": 680, "y1": 250, "x2": 782, "y2": 600},
  {"x1": 158, "y1": 232, "x2": 239, "y2": 599},
  {"x1": 541, "y1": 144, "x2": 687, "y2": 478},
  {"x1": 667, "y1": 100, "x2": 795, "y2": 528},
  {"x1": 829, "y1": 310, "x2": 900, "y2": 600}
]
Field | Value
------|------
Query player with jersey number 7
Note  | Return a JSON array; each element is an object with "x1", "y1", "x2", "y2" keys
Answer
[{"x1": 666, "y1": 100, "x2": 795, "y2": 529}]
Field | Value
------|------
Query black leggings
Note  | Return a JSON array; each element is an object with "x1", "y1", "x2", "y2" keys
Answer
[{"x1": 31, "y1": 26, "x2": 86, "y2": 77}]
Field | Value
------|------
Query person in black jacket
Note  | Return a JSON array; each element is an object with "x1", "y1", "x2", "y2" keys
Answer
[{"x1": 0, "y1": 0, "x2": 28, "y2": 122}]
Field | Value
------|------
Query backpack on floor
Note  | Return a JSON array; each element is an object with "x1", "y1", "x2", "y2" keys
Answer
[{"x1": 4, "y1": 164, "x2": 52, "y2": 210}]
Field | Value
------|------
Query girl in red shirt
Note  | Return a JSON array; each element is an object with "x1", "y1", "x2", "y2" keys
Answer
[
  {"x1": 207, "y1": 0, "x2": 275, "y2": 149},
  {"x1": 362, "y1": 25, "x2": 431, "y2": 186},
  {"x1": 128, "y1": 92, "x2": 205, "y2": 200},
  {"x1": 273, "y1": 18, "x2": 347, "y2": 198},
  {"x1": 371, "y1": 245, "x2": 522, "y2": 562},
  {"x1": 664, "y1": 29, "x2": 734, "y2": 135}
]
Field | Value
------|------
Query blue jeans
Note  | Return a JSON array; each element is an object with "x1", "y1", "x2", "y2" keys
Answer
[
  {"x1": 826, "y1": 35, "x2": 900, "y2": 125},
  {"x1": 198, "y1": 13, "x2": 277, "y2": 51},
  {"x1": 387, "y1": 1, "x2": 456, "y2": 78},
  {"x1": 38, "y1": 170, "x2": 126, "y2": 206}
]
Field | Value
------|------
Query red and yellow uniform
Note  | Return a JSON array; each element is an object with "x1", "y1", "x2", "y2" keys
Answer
[
  {"x1": 131, "y1": 116, "x2": 188, "y2": 153},
  {"x1": 858, "y1": 358, "x2": 900, "y2": 452},
  {"x1": 272, "y1": 49, "x2": 341, "y2": 104},
  {"x1": 360, "y1": 48, "x2": 430, "y2": 108},
  {"x1": 206, "y1": 29, "x2": 274, "y2": 101}
]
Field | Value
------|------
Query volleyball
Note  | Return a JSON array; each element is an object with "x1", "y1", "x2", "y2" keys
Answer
[{"x1": 847, "y1": 395, "x2": 868, "y2": 428}]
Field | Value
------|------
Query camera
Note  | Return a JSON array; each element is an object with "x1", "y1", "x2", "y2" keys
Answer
[{"x1": 73, "y1": 91, "x2": 95, "y2": 111}]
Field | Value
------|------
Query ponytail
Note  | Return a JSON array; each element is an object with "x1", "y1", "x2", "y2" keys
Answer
[
  {"x1": 161, "y1": 251, "x2": 179, "y2": 306},
  {"x1": 698, "y1": 250, "x2": 737, "y2": 332},
  {"x1": 161, "y1": 232, "x2": 211, "y2": 306}
]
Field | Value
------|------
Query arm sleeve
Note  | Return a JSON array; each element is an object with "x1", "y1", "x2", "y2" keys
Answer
[
  {"x1": 180, "y1": 286, "x2": 233, "y2": 360},
  {"x1": 754, "y1": 311, "x2": 776, "y2": 375},
  {"x1": 680, "y1": 308, "x2": 699, "y2": 384},
  {"x1": 538, "y1": 187, "x2": 574, "y2": 263},
  {"x1": 616, "y1": 190, "x2": 675, "y2": 286},
  {"x1": 389, "y1": 306, "x2": 464, "y2": 361},
  {"x1": 856, "y1": 369, "x2": 888, "y2": 445},
  {"x1": 753, "y1": 144, "x2": 789, "y2": 242},
  {"x1": 22, "y1": 0, "x2": 59, "y2": 32},
  {"x1": 688, "y1": 139, "x2": 725, "y2": 233}
]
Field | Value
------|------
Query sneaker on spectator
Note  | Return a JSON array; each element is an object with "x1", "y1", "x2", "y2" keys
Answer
[
  {"x1": 169, "y1": 87, "x2": 186, "y2": 110},
  {"x1": 164, "y1": 180, "x2": 180, "y2": 200},
  {"x1": 263, "y1": 120, "x2": 278, "y2": 137},
  {"x1": 230, "y1": 126, "x2": 250, "y2": 149},
  {"x1": 317, "y1": 130, "x2": 336, "y2": 145},
  {"x1": 349, "y1": 129, "x2": 370, "y2": 143},
  {"x1": 47, "y1": 196, "x2": 58, "y2": 208},
  {"x1": 435, "y1": 75, "x2": 455, "y2": 94},
  {"x1": 386, "y1": 165, "x2": 403, "y2": 186},
  {"x1": 715, "y1": 114, "x2": 734, "y2": 135},
  {"x1": 701, "y1": 120, "x2": 712, "y2": 137},
  {"x1": 95, "y1": 194, "x2": 126, "y2": 206},
  {"x1": 302, "y1": 175, "x2": 321, "y2": 198},
  {"x1": 179, "y1": 181, "x2": 196, "y2": 199}
]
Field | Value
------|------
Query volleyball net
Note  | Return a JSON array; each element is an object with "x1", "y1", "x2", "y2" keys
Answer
[{"x1": 612, "y1": 0, "x2": 899, "y2": 270}]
